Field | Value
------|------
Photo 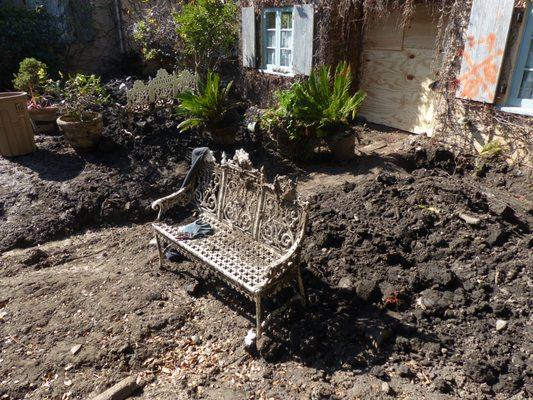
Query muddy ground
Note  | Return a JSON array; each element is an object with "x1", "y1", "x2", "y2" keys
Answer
[{"x1": 1, "y1": 82, "x2": 532, "y2": 399}]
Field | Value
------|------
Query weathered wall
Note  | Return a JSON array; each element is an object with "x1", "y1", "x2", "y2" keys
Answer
[
  {"x1": 237, "y1": 0, "x2": 363, "y2": 107},
  {"x1": 23, "y1": 0, "x2": 123, "y2": 75},
  {"x1": 430, "y1": 0, "x2": 532, "y2": 165}
]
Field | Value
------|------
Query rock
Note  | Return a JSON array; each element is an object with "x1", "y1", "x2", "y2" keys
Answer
[
  {"x1": 185, "y1": 280, "x2": 201, "y2": 297},
  {"x1": 433, "y1": 377, "x2": 453, "y2": 394},
  {"x1": 416, "y1": 289, "x2": 454, "y2": 316},
  {"x1": 338, "y1": 277, "x2": 353, "y2": 289},
  {"x1": 70, "y1": 344, "x2": 82, "y2": 355},
  {"x1": 244, "y1": 329, "x2": 257, "y2": 354},
  {"x1": 397, "y1": 365, "x2": 413, "y2": 378},
  {"x1": 495, "y1": 319, "x2": 508, "y2": 331},
  {"x1": 22, "y1": 249, "x2": 49, "y2": 267},
  {"x1": 459, "y1": 213, "x2": 481, "y2": 226},
  {"x1": 355, "y1": 278, "x2": 381, "y2": 303},
  {"x1": 381, "y1": 381, "x2": 392, "y2": 394},
  {"x1": 487, "y1": 227, "x2": 509, "y2": 246},
  {"x1": 90, "y1": 375, "x2": 141, "y2": 400}
]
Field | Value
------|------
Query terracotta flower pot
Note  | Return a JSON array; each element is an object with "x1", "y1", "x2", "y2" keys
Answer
[
  {"x1": 208, "y1": 124, "x2": 236, "y2": 146},
  {"x1": 57, "y1": 112, "x2": 103, "y2": 152},
  {"x1": 326, "y1": 132, "x2": 356, "y2": 161},
  {"x1": 29, "y1": 106, "x2": 59, "y2": 134}
]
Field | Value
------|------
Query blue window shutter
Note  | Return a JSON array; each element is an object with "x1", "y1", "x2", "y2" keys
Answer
[
  {"x1": 242, "y1": 6, "x2": 256, "y2": 68},
  {"x1": 292, "y1": 4, "x2": 314, "y2": 75}
]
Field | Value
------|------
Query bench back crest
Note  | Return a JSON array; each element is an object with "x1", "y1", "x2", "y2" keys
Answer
[{"x1": 190, "y1": 150, "x2": 308, "y2": 254}]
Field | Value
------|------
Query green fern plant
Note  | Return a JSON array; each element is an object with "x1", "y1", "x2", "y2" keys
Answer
[
  {"x1": 176, "y1": 71, "x2": 235, "y2": 132},
  {"x1": 292, "y1": 61, "x2": 366, "y2": 137}
]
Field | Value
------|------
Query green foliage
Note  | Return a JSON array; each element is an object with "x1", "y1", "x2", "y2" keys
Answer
[
  {"x1": 13, "y1": 58, "x2": 48, "y2": 98},
  {"x1": 291, "y1": 62, "x2": 366, "y2": 137},
  {"x1": 131, "y1": 4, "x2": 182, "y2": 68},
  {"x1": 174, "y1": 0, "x2": 238, "y2": 71},
  {"x1": 262, "y1": 62, "x2": 366, "y2": 141},
  {"x1": 176, "y1": 71, "x2": 235, "y2": 132},
  {"x1": 261, "y1": 89, "x2": 302, "y2": 141},
  {"x1": 0, "y1": 5, "x2": 60, "y2": 89},
  {"x1": 479, "y1": 141, "x2": 502, "y2": 159},
  {"x1": 58, "y1": 74, "x2": 109, "y2": 121}
]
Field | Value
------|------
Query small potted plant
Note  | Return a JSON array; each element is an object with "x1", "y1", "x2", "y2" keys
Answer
[
  {"x1": 292, "y1": 62, "x2": 366, "y2": 160},
  {"x1": 176, "y1": 71, "x2": 237, "y2": 145},
  {"x1": 12, "y1": 58, "x2": 59, "y2": 134},
  {"x1": 56, "y1": 73, "x2": 108, "y2": 152}
]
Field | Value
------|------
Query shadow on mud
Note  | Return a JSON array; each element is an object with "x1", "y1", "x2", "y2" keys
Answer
[
  {"x1": 9, "y1": 148, "x2": 86, "y2": 182},
  {"x1": 162, "y1": 262, "x2": 435, "y2": 374}
]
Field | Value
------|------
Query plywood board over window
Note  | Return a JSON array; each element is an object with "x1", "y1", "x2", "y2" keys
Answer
[{"x1": 360, "y1": 5, "x2": 438, "y2": 135}]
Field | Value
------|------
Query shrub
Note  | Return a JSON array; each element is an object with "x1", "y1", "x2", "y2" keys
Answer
[
  {"x1": 262, "y1": 62, "x2": 366, "y2": 141},
  {"x1": 13, "y1": 58, "x2": 48, "y2": 98},
  {"x1": 176, "y1": 71, "x2": 235, "y2": 132},
  {"x1": 0, "y1": 5, "x2": 60, "y2": 89},
  {"x1": 291, "y1": 62, "x2": 366, "y2": 137},
  {"x1": 130, "y1": 2, "x2": 182, "y2": 68},
  {"x1": 58, "y1": 74, "x2": 109, "y2": 121},
  {"x1": 174, "y1": 0, "x2": 238, "y2": 72}
]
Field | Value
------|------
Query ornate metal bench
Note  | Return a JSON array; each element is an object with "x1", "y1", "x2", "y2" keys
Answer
[{"x1": 151, "y1": 150, "x2": 309, "y2": 337}]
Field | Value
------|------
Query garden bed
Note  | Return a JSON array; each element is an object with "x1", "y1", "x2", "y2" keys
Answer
[{"x1": 1, "y1": 103, "x2": 531, "y2": 399}]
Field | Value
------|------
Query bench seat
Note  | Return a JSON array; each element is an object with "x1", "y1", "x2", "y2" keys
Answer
[{"x1": 153, "y1": 216, "x2": 282, "y2": 294}]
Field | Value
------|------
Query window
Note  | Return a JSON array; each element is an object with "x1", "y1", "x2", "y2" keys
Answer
[
  {"x1": 506, "y1": 4, "x2": 533, "y2": 112},
  {"x1": 263, "y1": 8, "x2": 293, "y2": 73}
]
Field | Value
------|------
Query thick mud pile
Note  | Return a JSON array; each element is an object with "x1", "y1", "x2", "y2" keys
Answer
[
  {"x1": 0, "y1": 81, "x2": 207, "y2": 252},
  {"x1": 296, "y1": 148, "x2": 532, "y2": 398}
]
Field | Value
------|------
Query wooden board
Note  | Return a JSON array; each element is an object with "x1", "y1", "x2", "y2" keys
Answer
[
  {"x1": 403, "y1": 6, "x2": 438, "y2": 50},
  {"x1": 365, "y1": 10, "x2": 404, "y2": 51},
  {"x1": 359, "y1": 49, "x2": 437, "y2": 135},
  {"x1": 456, "y1": 0, "x2": 515, "y2": 103}
]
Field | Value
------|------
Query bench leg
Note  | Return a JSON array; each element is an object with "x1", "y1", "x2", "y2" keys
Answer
[
  {"x1": 155, "y1": 234, "x2": 164, "y2": 268},
  {"x1": 297, "y1": 266, "x2": 307, "y2": 307},
  {"x1": 255, "y1": 295, "x2": 263, "y2": 338}
]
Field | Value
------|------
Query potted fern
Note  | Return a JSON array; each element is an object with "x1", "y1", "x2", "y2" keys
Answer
[
  {"x1": 56, "y1": 73, "x2": 108, "y2": 152},
  {"x1": 292, "y1": 62, "x2": 366, "y2": 160},
  {"x1": 176, "y1": 71, "x2": 237, "y2": 145},
  {"x1": 13, "y1": 58, "x2": 59, "y2": 134}
]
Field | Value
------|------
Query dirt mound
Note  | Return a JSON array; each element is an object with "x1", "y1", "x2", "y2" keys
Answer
[{"x1": 297, "y1": 149, "x2": 532, "y2": 398}]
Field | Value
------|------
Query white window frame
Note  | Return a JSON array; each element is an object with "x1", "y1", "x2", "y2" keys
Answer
[
  {"x1": 502, "y1": 3, "x2": 533, "y2": 115},
  {"x1": 262, "y1": 7, "x2": 294, "y2": 75}
]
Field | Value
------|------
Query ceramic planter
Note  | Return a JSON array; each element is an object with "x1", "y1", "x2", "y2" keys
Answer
[
  {"x1": 208, "y1": 124, "x2": 236, "y2": 146},
  {"x1": 0, "y1": 92, "x2": 36, "y2": 156},
  {"x1": 57, "y1": 112, "x2": 103, "y2": 152},
  {"x1": 29, "y1": 105, "x2": 59, "y2": 134}
]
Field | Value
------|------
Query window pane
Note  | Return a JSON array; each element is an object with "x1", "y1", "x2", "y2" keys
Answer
[
  {"x1": 281, "y1": 31, "x2": 292, "y2": 49},
  {"x1": 281, "y1": 12, "x2": 292, "y2": 29},
  {"x1": 267, "y1": 49, "x2": 275, "y2": 65},
  {"x1": 525, "y1": 40, "x2": 533, "y2": 68},
  {"x1": 518, "y1": 70, "x2": 533, "y2": 99},
  {"x1": 266, "y1": 12, "x2": 276, "y2": 29},
  {"x1": 266, "y1": 31, "x2": 276, "y2": 47},
  {"x1": 280, "y1": 50, "x2": 291, "y2": 67}
]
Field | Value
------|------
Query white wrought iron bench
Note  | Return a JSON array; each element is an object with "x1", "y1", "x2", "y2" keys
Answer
[{"x1": 151, "y1": 150, "x2": 309, "y2": 337}]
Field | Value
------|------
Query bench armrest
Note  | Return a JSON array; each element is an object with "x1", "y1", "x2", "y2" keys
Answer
[{"x1": 151, "y1": 187, "x2": 190, "y2": 220}]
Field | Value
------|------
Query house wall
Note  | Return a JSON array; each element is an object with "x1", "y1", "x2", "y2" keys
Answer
[
  {"x1": 431, "y1": 0, "x2": 532, "y2": 165},
  {"x1": 237, "y1": 0, "x2": 363, "y2": 107},
  {"x1": 359, "y1": 5, "x2": 439, "y2": 135}
]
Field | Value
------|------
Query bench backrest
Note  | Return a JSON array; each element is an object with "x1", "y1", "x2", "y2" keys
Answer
[{"x1": 191, "y1": 150, "x2": 308, "y2": 254}]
